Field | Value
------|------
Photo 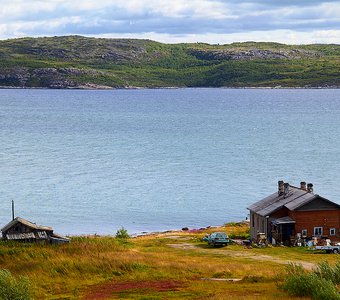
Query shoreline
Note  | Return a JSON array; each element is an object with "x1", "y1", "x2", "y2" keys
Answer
[
  {"x1": 1, "y1": 85, "x2": 340, "y2": 90},
  {"x1": 70, "y1": 220, "x2": 250, "y2": 238}
]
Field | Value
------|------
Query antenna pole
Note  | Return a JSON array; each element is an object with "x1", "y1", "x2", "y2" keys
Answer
[{"x1": 12, "y1": 200, "x2": 14, "y2": 220}]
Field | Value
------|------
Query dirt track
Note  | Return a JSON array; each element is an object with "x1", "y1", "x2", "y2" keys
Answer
[{"x1": 168, "y1": 242, "x2": 316, "y2": 270}]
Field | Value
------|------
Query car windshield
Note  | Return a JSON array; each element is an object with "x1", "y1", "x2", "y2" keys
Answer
[{"x1": 214, "y1": 233, "x2": 227, "y2": 238}]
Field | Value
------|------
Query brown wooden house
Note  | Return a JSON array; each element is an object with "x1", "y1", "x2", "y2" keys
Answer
[
  {"x1": 248, "y1": 181, "x2": 340, "y2": 245},
  {"x1": 1, "y1": 217, "x2": 69, "y2": 244}
]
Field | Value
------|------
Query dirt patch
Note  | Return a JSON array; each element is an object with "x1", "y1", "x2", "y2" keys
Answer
[
  {"x1": 201, "y1": 278, "x2": 242, "y2": 282},
  {"x1": 168, "y1": 243, "x2": 315, "y2": 270},
  {"x1": 169, "y1": 243, "x2": 198, "y2": 250},
  {"x1": 83, "y1": 280, "x2": 183, "y2": 299}
]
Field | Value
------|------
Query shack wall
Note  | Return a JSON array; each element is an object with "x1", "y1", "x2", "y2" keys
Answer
[{"x1": 250, "y1": 212, "x2": 266, "y2": 240}]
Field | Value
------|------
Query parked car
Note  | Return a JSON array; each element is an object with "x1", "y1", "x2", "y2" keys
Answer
[{"x1": 203, "y1": 232, "x2": 229, "y2": 247}]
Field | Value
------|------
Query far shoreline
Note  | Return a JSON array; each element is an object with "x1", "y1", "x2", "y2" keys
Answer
[
  {"x1": 64, "y1": 220, "x2": 250, "y2": 238},
  {"x1": 1, "y1": 85, "x2": 340, "y2": 90}
]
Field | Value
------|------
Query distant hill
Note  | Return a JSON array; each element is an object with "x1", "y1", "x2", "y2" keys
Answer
[{"x1": 0, "y1": 36, "x2": 340, "y2": 88}]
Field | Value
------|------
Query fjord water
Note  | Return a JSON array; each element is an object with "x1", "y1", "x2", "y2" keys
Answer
[{"x1": 1, "y1": 88, "x2": 340, "y2": 235}]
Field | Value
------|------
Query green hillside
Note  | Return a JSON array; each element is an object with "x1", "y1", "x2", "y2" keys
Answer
[{"x1": 0, "y1": 36, "x2": 340, "y2": 88}]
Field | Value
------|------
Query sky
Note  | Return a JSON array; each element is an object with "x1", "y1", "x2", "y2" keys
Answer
[{"x1": 0, "y1": 0, "x2": 340, "y2": 44}]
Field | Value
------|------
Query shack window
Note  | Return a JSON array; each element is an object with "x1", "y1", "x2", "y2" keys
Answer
[
  {"x1": 330, "y1": 228, "x2": 336, "y2": 236},
  {"x1": 314, "y1": 227, "x2": 323, "y2": 236},
  {"x1": 252, "y1": 213, "x2": 254, "y2": 228},
  {"x1": 301, "y1": 229, "x2": 307, "y2": 237}
]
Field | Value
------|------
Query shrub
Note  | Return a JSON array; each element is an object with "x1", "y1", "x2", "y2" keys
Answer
[
  {"x1": 311, "y1": 277, "x2": 340, "y2": 300},
  {"x1": 281, "y1": 263, "x2": 340, "y2": 300},
  {"x1": 0, "y1": 269, "x2": 32, "y2": 300},
  {"x1": 282, "y1": 272, "x2": 340, "y2": 299},
  {"x1": 115, "y1": 227, "x2": 130, "y2": 239}
]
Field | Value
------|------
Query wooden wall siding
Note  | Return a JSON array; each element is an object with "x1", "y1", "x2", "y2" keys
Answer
[
  {"x1": 250, "y1": 213, "x2": 266, "y2": 240},
  {"x1": 3, "y1": 224, "x2": 52, "y2": 241},
  {"x1": 296, "y1": 197, "x2": 340, "y2": 211},
  {"x1": 5, "y1": 223, "x2": 32, "y2": 234},
  {"x1": 270, "y1": 207, "x2": 290, "y2": 219},
  {"x1": 251, "y1": 208, "x2": 292, "y2": 240},
  {"x1": 290, "y1": 210, "x2": 340, "y2": 241}
]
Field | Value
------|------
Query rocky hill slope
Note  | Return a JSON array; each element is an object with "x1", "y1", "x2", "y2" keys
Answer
[{"x1": 0, "y1": 36, "x2": 339, "y2": 88}]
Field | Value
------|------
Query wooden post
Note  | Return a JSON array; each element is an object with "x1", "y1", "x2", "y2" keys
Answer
[{"x1": 12, "y1": 200, "x2": 14, "y2": 220}]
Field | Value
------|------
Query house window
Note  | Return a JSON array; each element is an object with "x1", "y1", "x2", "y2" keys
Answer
[
  {"x1": 252, "y1": 213, "x2": 254, "y2": 228},
  {"x1": 301, "y1": 229, "x2": 307, "y2": 237},
  {"x1": 314, "y1": 227, "x2": 323, "y2": 236},
  {"x1": 330, "y1": 228, "x2": 336, "y2": 236}
]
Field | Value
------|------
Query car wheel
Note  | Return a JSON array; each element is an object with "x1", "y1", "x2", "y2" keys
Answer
[{"x1": 333, "y1": 248, "x2": 339, "y2": 254}]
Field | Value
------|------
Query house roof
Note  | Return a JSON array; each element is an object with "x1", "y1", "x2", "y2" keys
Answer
[
  {"x1": 1, "y1": 217, "x2": 53, "y2": 233},
  {"x1": 247, "y1": 184, "x2": 330, "y2": 216}
]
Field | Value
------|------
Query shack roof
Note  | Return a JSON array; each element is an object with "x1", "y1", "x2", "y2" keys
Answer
[
  {"x1": 1, "y1": 217, "x2": 53, "y2": 233},
  {"x1": 247, "y1": 185, "x2": 319, "y2": 216}
]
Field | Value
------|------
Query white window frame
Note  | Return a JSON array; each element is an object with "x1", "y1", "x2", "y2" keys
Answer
[
  {"x1": 301, "y1": 229, "x2": 307, "y2": 236},
  {"x1": 314, "y1": 227, "x2": 323, "y2": 236},
  {"x1": 330, "y1": 228, "x2": 336, "y2": 236}
]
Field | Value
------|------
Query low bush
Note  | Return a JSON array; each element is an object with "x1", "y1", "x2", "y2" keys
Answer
[
  {"x1": 228, "y1": 233, "x2": 250, "y2": 239},
  {"x1": 115, "y1": 227, "x2": 130, "y2": 239},
  {"x1": 281, "y1": 263, "x2": 340, "y2": 300}
]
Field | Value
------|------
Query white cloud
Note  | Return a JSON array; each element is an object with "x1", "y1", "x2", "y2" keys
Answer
[
  {"x1": 0, "y1": 0, "x2": 339, "y2": 43},
  {"x1": 94, "y1": 29, "x2": 340, "y2": 45}
]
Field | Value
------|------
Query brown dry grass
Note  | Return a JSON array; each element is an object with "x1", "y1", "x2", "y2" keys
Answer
[{"x1": 0, "y1": 222, "x2": 336, "y2": 299}]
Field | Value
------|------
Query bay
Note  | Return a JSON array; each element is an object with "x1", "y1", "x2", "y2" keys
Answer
[{"x1": 1, "y1": 88, "x2": 340, "y2": 235}]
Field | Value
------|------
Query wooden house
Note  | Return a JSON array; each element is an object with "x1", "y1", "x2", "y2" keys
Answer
[
  {"x1": 248, "y1": 181, "x2": 340, "y2": 245},
  {"x1": 1, "y1": 217, "x2": 69, "y2": 244}
]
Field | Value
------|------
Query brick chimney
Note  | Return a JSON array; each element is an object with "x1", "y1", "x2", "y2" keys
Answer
[
  {"x1": 307, "y1": 183, "x2": 314, "y2": 193},
  {"x1": 300, "y1": 181, "x2": 307, "y2": 191},
  {"x1": 284, "y1": 182, "x2": 290, "y2": 197},
  {"x1": 278, "y1": 180, "x2": 284, "y2": 196}
]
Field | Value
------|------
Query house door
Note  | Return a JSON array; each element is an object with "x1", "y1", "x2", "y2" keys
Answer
[{"x1": 281, "y1": 224, "x2": 294, "y2": 244}]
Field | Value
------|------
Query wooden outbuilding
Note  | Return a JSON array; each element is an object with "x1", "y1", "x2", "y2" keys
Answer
[
  {"x1": 1, "y1": 217, "x2": 69, "y2": 244},
  {"x1": 248, "y1": 181, "x2": 340, "y2": 245}
]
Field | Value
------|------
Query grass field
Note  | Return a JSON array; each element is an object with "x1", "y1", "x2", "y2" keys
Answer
[{"x1": 0, "y1": 222, "x2": 338, "y2": 299}]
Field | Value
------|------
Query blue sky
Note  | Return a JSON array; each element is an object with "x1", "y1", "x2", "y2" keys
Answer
[{"x1": 1, "y1": 0, "x2": 340, "y2": 44}]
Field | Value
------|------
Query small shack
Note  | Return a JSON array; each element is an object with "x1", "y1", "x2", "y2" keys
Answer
[{"x1": 1, "y1": 217, "x2": 69, "y2": 244}]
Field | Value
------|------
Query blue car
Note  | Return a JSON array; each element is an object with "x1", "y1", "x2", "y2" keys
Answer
[{"x1": 203, "y1": 232, "x2": 229, "y2": 247}]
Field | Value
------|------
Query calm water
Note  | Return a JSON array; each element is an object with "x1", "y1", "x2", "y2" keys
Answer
[{"x1": 1, "y1": 88, "x2": 340, "y2": 235}]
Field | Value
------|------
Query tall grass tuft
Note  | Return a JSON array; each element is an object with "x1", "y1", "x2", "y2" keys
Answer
[
  {"x1": 314, "y1": 261, "x2": 340, "y2": 284},
  {"x1": 0, "y1": 269, "x2": 32, "y2": 300},
  {"x1": 281, "y1": 262, "x2": 340, "y2": 300}
]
